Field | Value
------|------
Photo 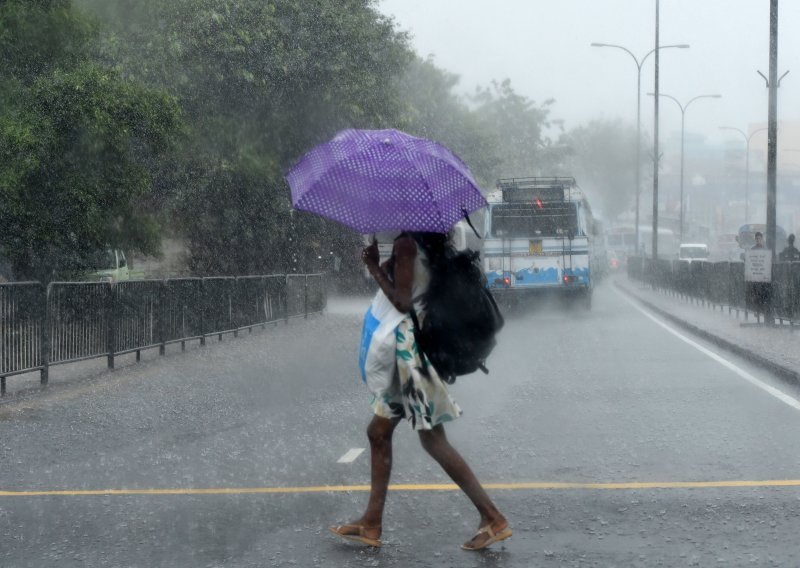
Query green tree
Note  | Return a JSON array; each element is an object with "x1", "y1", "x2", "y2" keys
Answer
[
  {"x1": 0, "y1": 0, "x2": 182, "y2": 281},
  {"x1": 471, "y1": 79, "x2": 560, "y2": 184},
  {"x1": 394, "y1": 56, "x2": 499, "y2": 190},
  {"x1": 85, "y1": 0, "x2": 412, "y2": 275}
]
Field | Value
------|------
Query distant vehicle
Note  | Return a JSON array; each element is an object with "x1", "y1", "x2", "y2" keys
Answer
[
  {"x1": 604, "y1": 226, "x2": 637, "y2": 262},
  {"x1": 678, "y1": 243, "x2": 709, "y2": 262},
  {"x1": 608, "y1": 250, "x2": 623, "y2": 272},
  {"x1": 605, "y1": 225, "x2": 679, "y2": 261},
  {"x1": 84, "y1": 249, "x2": 131, "y2": 282},
  {"x1": 483, "y1": 176, "x2": 599, "y2": 309},
  {"x1": 57, "y1": 249, "x2": 130, "y2": 282}
]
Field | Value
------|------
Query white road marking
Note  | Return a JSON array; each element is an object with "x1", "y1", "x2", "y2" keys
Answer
[
  {"x1": 337, "y1": 448, "x2": 365, "y2": 463},
  {"x1": 618, "y1": 289, "x2": 800, "y2": 412}
]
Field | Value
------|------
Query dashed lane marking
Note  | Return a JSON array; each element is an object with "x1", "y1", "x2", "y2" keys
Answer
[
  {"x1": 618, "y1": 289, "x2": 800, "y2": 412},
  {"x1": 5, "y1": 479, "x2": 800, "y2": 497},
  {"x1": 336, "y1": 448, "x2": 365, "y2": 463}
]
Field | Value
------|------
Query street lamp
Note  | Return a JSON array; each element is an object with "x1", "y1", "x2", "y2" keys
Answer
[
  {"x1": 647, "y1": 92, "x2": 721, "y2": 241},
  {"x1": 719, "y1": 126, "x2": 768, "y2": 223},
  {"x1": 591, "y1": 42, "x2": 689, "y2": 253}
]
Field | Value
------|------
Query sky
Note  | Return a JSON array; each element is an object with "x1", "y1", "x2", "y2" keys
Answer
[{"x1": 376, "y1": 0, "x2": 800, "y2": 149}]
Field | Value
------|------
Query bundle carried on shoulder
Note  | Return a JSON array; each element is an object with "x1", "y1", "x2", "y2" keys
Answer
[{"x1": 411, "y1": 239, "x2": 504, "y2": 384}]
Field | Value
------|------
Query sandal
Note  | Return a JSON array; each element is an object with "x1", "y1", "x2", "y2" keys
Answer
[
  {"x1": 328, "y1": 524, "x2": 382, "y2": 547},
  {"x1": 461, "y1": 522, "x2": 512, "y2": 551}
]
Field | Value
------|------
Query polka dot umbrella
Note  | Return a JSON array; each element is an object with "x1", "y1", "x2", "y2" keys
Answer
[{"x1": 286, "y1": 129, "x2": 487, "y2": 234}]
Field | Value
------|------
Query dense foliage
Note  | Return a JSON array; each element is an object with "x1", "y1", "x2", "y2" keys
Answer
[
  {"x1": 1, "y1": 0, "x2": 638, "y2": 280},
  {"x1": 85, "y1": 0, "x2": 413, "y2": 275},
  {"x1": 0, "y1": 0, "x2": 181, "y2": 280}
]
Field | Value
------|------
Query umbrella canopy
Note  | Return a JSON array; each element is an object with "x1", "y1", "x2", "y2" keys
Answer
[{"x1": 286, "y1": 129, "x2": 487, "y2": 234}]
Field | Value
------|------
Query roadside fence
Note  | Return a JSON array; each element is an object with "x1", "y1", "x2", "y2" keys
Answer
[
  {"x1": 627, "y1": 257, "x2": 800, "y2": 325},
  {"x1": 0, "y1": 273, "x2": 325, "y2": 396}
]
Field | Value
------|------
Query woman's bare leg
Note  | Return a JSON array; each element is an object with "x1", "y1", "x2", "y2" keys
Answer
[
  {"x1": 361, "y1": 415, "x2": 401, "y2": 527},
  {"x1": 418, "y1": 424, "x2": 508, "y2": 547},
  {"x1": 331, "y1": 415, "x2": 400, "y2": 542}
]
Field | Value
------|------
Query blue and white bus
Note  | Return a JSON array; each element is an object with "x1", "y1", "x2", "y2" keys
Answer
[{"x1": 483, "y1": 177, "x2": 600, "y2": 309}]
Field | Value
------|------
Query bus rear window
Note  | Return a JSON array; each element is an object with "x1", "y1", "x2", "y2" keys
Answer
[{"x1": 491, "y1": 203, "x2": 578, "y2": 238}]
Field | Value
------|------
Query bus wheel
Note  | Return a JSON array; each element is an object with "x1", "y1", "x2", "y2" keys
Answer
[{"x1": 582, "y1": 290, "x2": 592, "y2": 311}]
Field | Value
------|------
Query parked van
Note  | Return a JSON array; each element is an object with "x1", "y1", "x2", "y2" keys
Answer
[
  {"x1": 678, "y1": 243, "x2": 709, "y2": 262},
  {"x1": 57, "y1": 249, "x2": 130, "y2": 282},
  {"x1": 86, "y1": 249, "x2": 129, "y2": 282}
]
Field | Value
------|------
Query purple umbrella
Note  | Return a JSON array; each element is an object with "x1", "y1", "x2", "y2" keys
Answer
[{"x1": 286, "y1": 129, "x2": 487, "y2": 234}]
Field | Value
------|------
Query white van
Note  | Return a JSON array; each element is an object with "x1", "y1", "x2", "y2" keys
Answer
[
  {"x1": 93, "y1": 249, "x2": 130, "y2": 282},
  {"x1": 55, "y1": 248, "x2": 130, "y2": 282},
  {"x1": 678, "y1": 243, "x2": 709, "y2": 262}
]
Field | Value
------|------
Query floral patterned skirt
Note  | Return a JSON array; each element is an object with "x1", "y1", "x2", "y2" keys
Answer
[{"x1": 369, "y1": 315, "x2": 462, "y2": 430}]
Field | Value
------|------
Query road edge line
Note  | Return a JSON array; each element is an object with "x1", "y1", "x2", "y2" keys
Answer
[{"x1": 614, "y1": 280, "x2": 800, "y2": 387}]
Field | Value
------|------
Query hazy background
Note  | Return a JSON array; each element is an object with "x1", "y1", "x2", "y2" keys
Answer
[
  {"x1": 377, "y1": 0, "x2": 799, "y2": 146},
  {"x1": 3, "y1": 0, "x2": 797, "y2": 283}
]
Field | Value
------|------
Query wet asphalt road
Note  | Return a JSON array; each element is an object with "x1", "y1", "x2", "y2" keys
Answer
[{"x1": 3, "y1": 278, "x2": 800, "y2": 567}]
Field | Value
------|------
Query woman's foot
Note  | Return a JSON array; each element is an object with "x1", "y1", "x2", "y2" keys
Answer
[
  {"x1": 461, "y1": 517, "x2": 512, "y2": 551},
  {"x1": 328, "y1": 523, "x2": 382, "y2": 547}
]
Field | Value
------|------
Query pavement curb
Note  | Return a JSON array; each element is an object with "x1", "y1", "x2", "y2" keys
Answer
[{"x1": 614, "y1": 279, "x2": 800, "y2": 387}]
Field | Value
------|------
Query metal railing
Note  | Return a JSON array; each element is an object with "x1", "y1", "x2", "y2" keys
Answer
[
  {"x1": 0, "y1": 273, "x2": 326, "y2": 395},
  {"x1": 627, "y1": 257, "x2": 800, "y2": 324},
  {"x1": 1, "y1": 282, "x2": 45, "y2": 388}
]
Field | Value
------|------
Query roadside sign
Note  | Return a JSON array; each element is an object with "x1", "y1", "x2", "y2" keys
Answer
[{"x1": 745, "y1": 249, "x2": 772, "y2": 282}]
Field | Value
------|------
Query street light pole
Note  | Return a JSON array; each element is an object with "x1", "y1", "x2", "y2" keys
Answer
[
  {"x1": 719, "y1": 126, "x2": 768, "y2": 223},
  {"x1": 653, "y1": 0, "x2": 660, "y2": 260},
  {"x1": 766, "y1": 0, "x2": 779, "y2": 262},
  {"x1": 590, "y1": 42, "x2": 689, "y2": 254},
  {"x1": 648, "y1": 92, "x2": 722, "y2": 241}
]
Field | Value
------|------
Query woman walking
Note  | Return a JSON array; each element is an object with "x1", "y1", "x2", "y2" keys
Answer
[{"x1": 329, "y1": 232, "x2": 511, "y2": 551}]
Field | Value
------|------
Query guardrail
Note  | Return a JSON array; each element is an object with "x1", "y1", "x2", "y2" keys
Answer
[
  {"x1": 627, "y1": 257, "x2": 800, "y2": 324},
  {"x1": 0, "y1": 273, "x2": 325, "y2": 396}
]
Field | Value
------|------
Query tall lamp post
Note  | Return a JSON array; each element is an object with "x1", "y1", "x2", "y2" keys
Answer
[
  {"x1": 719, "y1": 126, "x2": 768, "y2": 223},
  {"x1": 648, "y1": 92, "x2": 721, "y2": 241},
  {"x1": 590, "y1": 42, "x2": 689, "y2": 253}
]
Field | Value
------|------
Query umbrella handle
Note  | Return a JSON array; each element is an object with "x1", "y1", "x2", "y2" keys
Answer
[{"x1": 462, "y1": 209, "x2": 482, "y2": 239}]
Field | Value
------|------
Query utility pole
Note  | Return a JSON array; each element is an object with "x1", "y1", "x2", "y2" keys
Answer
[
  {"x1": 766, "y1": 0, "x2": 778, "y2": 260},
  {"x1": 652, "y1": 0, "x2": 660, "y2": 260}
]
